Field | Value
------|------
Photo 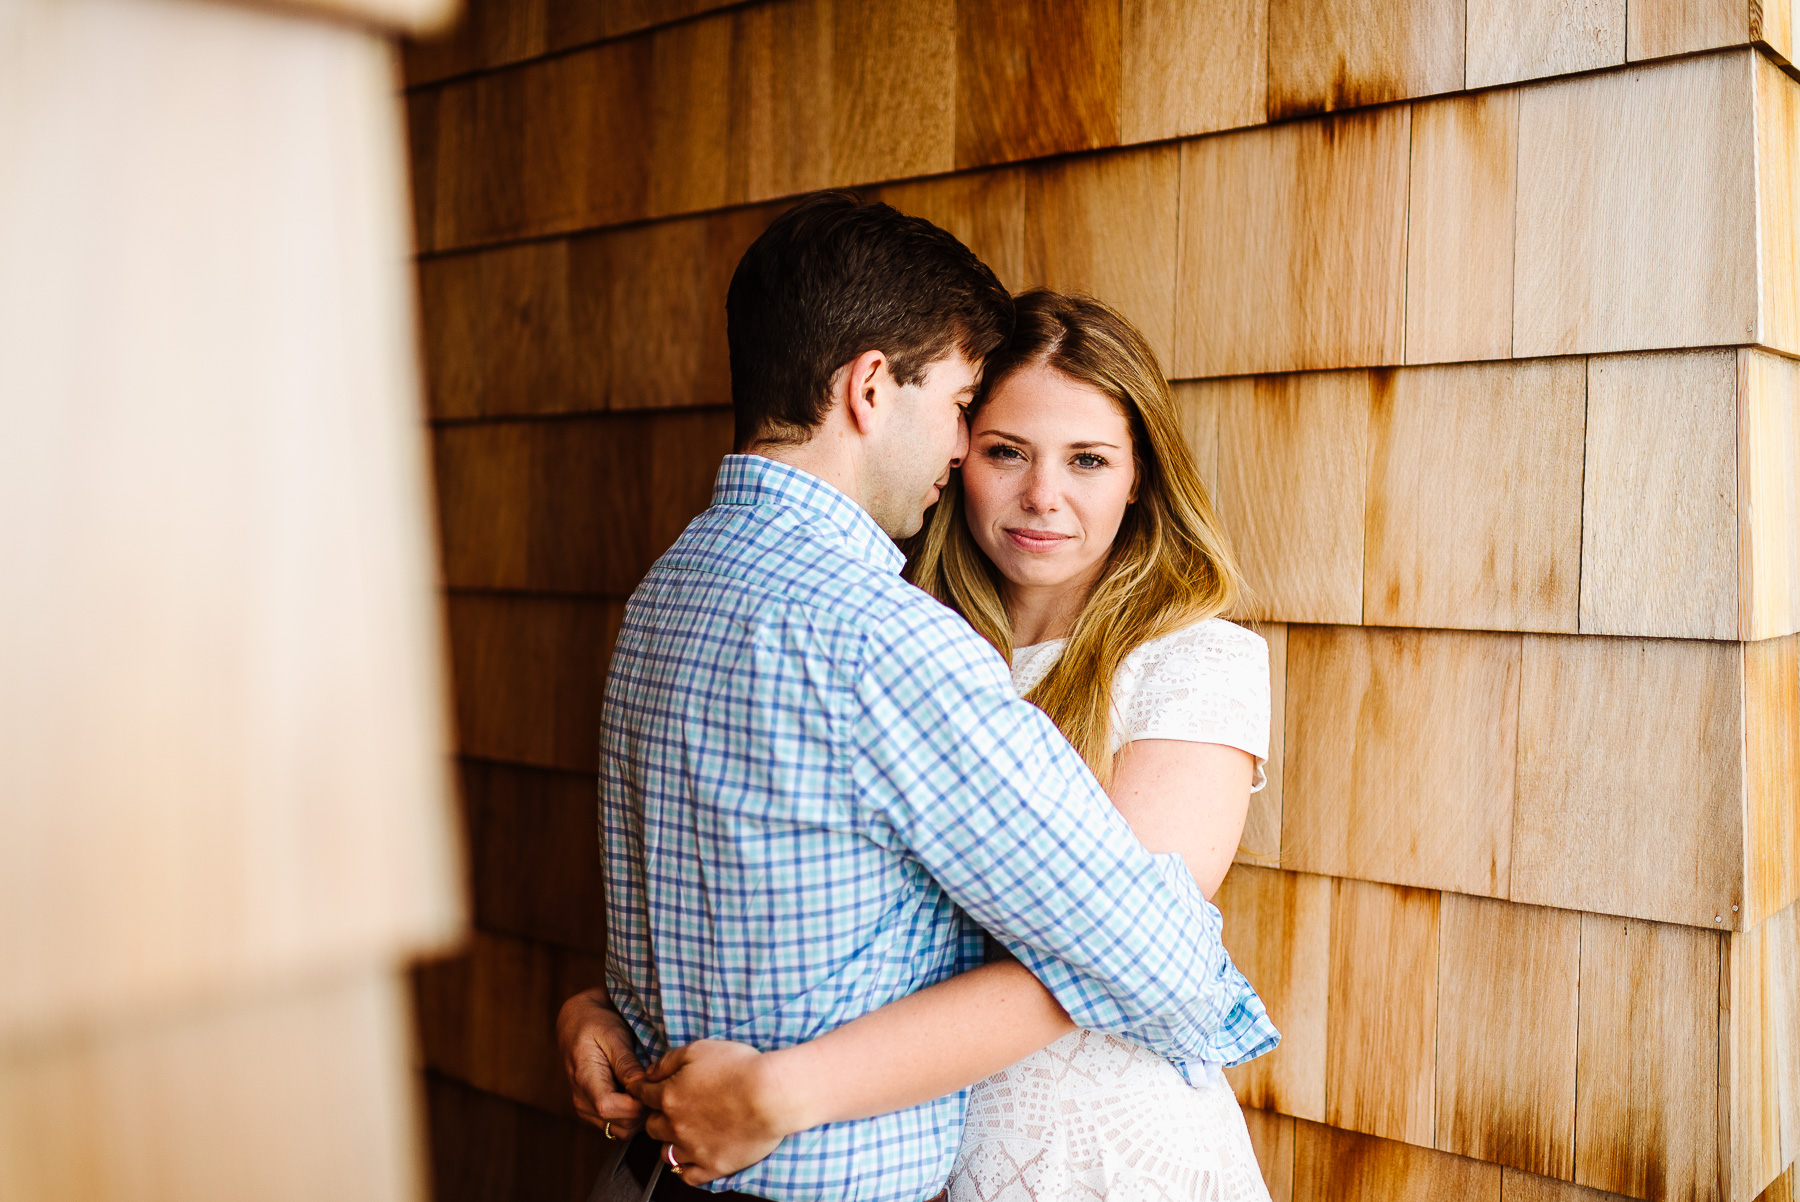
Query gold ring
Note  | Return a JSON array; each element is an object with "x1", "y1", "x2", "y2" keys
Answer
[{"x1": 603, "y1": 1120, "x2": 614, "y2": 1141}]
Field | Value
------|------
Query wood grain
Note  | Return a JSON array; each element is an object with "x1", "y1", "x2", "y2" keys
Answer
[
  {"x1": 1745, "y1": 638, "x2": 1800, "y2": 927},
  {"x1": 1295, "y1": 1119, "x2": 1502, "y2": 1202},
  {"x1": 1757, "y1": 57, "x2": 1800, "y2": 358},
  {"x1": 424, "y1": 1072, "x2": 615, "y2": 1202},
  {"x1": 461, "y1": 762, "x2": 608, "y2": 955},
  {"x1": 596, "y1": 204, "x2": 780, "y2": 413},
  {"x1": 0, "y1": 971, "x2": 418, "y2": 1202},
  {"x1": 1119, "y1": 0, "x2": 1265, "y2": 143},
  {"x1": 1214, "y1": 371, "x2": 1371, "y2": 624},
  {"x1": 1575, "y1": 914, "x2": 1722, "y2": 1201},
  {"x1": 1502, "y1": 1168, "x2": 1641, "y2": 1201},
  {"x1": 1, "y1": 0, "x2": 460, "y2": 1040},
  {"x1": 1177, "y1": 107, "x2": 1411, "y2": 377},
  {"x1": 447, "y1": 594, "x2": 624, "y2": 773},
  {"x1": 1268, "y1": 0, "x2": 1463, "y2": 120},
  {"x1": 1404, "y1": 90, "x2": 1517, "y2": 365},
  {"x1": 645, "y1": 15, "x2": 733, "y2": 219},
  {"x1": 877, "y1": 170, "x2": 1029, "y2": 292},
  {"x1": 1173, "y1": 378, "x2": 1227, "y2": 494},
  {"x1": 1284, "y1": 626, "x2": 1519, "y2": 898},
  {"x1": 1465, "y1": 0, "x2": 1624, "y2": 88},
  {"x1": 1628, "y1": 0, "x2": 1749, "y2": 59},
  {"x1": 1759, "y1": 0, "x2": 1798, "y2": 64},
  {"x1": 415, "y1": 930, "x2": 607, "y2": 1116},
  {"x1": 603, "y1": 0, "x2": 744, "y2": 40},
  {"x1": 418, "y1": 207, "x2": 771, "y2": 420},
  {"x1": 1514, "y1": 634, "x2": 1744, "y2": 930},
  {"x1": 1753, "y1": 1165, "x2": 1797, "y2": 1202},
  {"x1": 417, "y1": 240, "x2": 584, "y2": 420},
  {"x1": 726, "y1": 0, "x2": 835, "y2": 205},
  {"x1": 1514, "y1": 53, "x2": 1758, "y2": 358},
  {"x1": 1217, "y1": 866, "x2": 1331, "y2": 1121},
  {"x1": 1326, "y1": 878, "x2": 1441, "y2": 1146},
  {"x1": 433, "y1": 410, "x2": 733, "y2": 594},
  {"x1": 406, "y1": 90, "x2": 441, "y2": 253},
  {"x1": 1365, "y1": 358, "x2": 1585, "y2": 632},
  {"x1": 831, "y1": 0, "x2": 955, "y2": 186},
  {"x1": 421, "y1": 68, "x2": 530, "y2": 252},
  {"x1": 955, "y1": 0, "x2": 1120, "y2": 169},
  {"x1": 402, "y1": 0, "x2": 548, "y2": 88},
  {"x1": 1236, "y1": 620, "x2": 1286, "y2": 868},
  {"x1": 1024, "y1": 146, "x2": 1180, "y2": 370},
  {"x1": 1580, "y1": 351, "x2": 1740, "y2": 640},
  {"x1": 1242, "y1": 1107, "x2": 1297, "y2": 1202},
  {"x1": 1436, "y1": 894, "x2": 1580, "y2": 1179},
  {"x1": 1740, "y1": 350, "x2": 1800, "y2": 641},
  {"x1": 1727, "y1": 901, "x2": 1800, "y2": 1202},
  {"x1": 425, "y1": 39, "x2": 655, "y2": 249}
]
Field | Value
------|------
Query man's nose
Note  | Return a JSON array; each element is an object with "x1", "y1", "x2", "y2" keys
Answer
[{"x1": 949, "y1": 413, "x2": 970, "y2": 468}]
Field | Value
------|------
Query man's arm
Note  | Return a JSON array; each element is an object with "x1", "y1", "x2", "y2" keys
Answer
[
  {"x1": 852, "y1": 606, "x2": 1273, "y2": 1066},
  {"x1": 556, "y1": 986, "x2": 650, "y2": 1137},
  {"x1": 631, "y1": 734, "x2": 1260, "y2": 1184}
]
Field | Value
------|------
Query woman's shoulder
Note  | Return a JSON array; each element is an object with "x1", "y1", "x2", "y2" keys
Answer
[
  {"x1": 1123, "y1": 617, "x2": 1267, "y2": 677},
  {"x1": 1114, "y1": 616, "x2": 1271, "y2": 767}
]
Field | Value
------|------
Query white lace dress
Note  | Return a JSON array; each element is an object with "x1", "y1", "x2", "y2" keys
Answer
[{"x1": 947, "y1": 618, "x2": 1273, "y2": 1202}]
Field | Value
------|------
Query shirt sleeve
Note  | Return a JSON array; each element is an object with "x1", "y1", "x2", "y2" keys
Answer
[
  {"x1": 847, "y1": 597, "x2": 1277, "y2": 1067},
  {"x1": 1118, "y1": 622, "x2": 1271, "y2": 792}
]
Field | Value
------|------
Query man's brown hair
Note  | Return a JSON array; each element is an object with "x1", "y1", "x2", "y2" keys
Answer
[{"x1": 726, "y1": 190, "x2": 1013, "y2": 449}]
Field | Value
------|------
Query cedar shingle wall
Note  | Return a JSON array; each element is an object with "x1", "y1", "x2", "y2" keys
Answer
[{"x1": 405, "y1": 3, "x2": 1800, "y2": 1198}]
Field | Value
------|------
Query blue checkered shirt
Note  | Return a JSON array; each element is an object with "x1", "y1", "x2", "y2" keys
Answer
[{"x1": 601, "y1": 455, "x2": 1277, "y2": 1202}]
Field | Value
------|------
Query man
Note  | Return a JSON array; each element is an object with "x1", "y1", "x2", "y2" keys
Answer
[{"x1": 558, "y1": 191, "x2": 1274, "y2": 1202}]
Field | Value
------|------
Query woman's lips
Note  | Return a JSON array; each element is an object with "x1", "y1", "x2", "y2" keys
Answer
[{"x1": 1005, "y1": 527, "x2": 1072, "y2": 552}]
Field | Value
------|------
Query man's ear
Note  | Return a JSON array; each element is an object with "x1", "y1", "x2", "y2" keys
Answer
[{"x1": 840, "y1": 349, "x2": 889, "y2": 436}]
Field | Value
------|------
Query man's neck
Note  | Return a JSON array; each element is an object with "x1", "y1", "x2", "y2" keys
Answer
[{"x1": 746, "y1": 438, "x2": 869, "y2": 520}]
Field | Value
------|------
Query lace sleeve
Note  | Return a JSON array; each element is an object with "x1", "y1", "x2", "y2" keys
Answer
[{"x1": 1116, "y1": 620, "x2": 1271, "y2": 792}]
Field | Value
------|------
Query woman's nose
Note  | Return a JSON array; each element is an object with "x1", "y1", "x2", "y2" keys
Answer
[{"x1": 1021, "y1": 470, "x2": 1058, "y2": 513}]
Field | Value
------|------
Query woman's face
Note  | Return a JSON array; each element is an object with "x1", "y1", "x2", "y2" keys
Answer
[{"x1": 960, "y1": 362, "x2": 1138, "y2": 597}]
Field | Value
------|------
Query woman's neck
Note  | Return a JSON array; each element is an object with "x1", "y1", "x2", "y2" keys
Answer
[{"x1": 1005, "y1": 578, "x2": 1094, "y2": 647}]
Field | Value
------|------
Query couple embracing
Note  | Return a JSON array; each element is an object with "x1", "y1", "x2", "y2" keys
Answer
[{"x1": 557, "y1": 190, "x2": 1279, "y2": 1202}]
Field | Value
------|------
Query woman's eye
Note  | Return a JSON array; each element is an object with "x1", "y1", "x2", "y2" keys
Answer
[
  {"x1": 1073, "y1": 453, "x2": 1108, "y2": 469},
  {"x1": 986, "y1": 445, "x2": 1024, "y2": 461}
]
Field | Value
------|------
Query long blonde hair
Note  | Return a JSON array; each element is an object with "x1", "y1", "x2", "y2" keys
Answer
[{"x1": 906, "y1": 290, "x2": 1244, "y2": 785}]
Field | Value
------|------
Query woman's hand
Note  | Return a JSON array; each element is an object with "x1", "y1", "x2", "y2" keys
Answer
[
  {"x1": 629, "y1": 1039, "x2": 801, "y2": 1185},
  {"x1": 556, "y1": 988, "x2": 649, "y2": 1139}
]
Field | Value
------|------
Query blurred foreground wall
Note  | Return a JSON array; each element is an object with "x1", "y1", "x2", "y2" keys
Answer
[
  {"x1": 0, "y1": 0, "x2": 465, "y2": 1196},
  {"x1": 404, "y1": 2, "x2": 1800, "y2": 1200}
]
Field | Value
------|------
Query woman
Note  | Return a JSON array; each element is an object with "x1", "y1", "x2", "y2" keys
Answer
[{"x1": 623, "y1": 290, "x2": 1273, "y2": 1200}]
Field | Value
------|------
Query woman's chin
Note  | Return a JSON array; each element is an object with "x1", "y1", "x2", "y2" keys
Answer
[{"x1": 994, "y1": 559, "x2": 1082, "y2": 592}]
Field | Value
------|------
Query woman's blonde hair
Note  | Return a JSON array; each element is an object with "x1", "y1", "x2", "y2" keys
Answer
[{"x1": 906, "y1": 289, "x2": 1245, "y2": 785}]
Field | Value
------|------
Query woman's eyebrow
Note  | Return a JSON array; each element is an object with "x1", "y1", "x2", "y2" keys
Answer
[
  {"x1": 975, "y1": 428, "x2": 1031, "y2": 443},
  {"x1": 1067, "y1": 440, "x2": 1122, "y2": 450}
]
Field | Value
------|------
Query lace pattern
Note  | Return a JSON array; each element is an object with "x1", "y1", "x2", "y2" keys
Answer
[
  {"x1": 1011, "y1": 619, "x2": 1270, "y2": 791},
  {"x1": 946, "y1": 1030, "x2": 1272, "y2": 1202}
]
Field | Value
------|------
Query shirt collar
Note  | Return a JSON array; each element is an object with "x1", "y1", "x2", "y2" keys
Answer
[{"x1": 712, "y1": 454, "x2": 907, "y2": 576}]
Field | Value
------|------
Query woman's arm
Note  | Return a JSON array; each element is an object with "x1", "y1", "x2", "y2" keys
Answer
[
  {"x1": 1108, "y1": 738, "x2": 1254, "y2": 899},
  {"x1": 635, "y1": 957, "x2": 1074, "y2": 1182},
  {"x1": 636, "y1": 739, "x2": 1256, "y2": 1181}
]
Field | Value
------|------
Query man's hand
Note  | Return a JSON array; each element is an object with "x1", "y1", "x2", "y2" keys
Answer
[
  {"x1": 556, "y1": 988, "x2": 649, "y2": 1139},
  {"x1": 629, "y1": 1040, "x2": 795, "y2": 1185}
]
